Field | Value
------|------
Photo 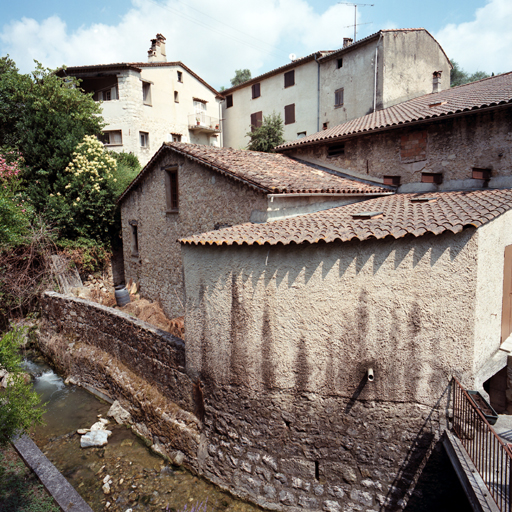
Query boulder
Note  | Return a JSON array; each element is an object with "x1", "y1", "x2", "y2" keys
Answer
[
  {"x1": 80, "y1": 430, "x2": 112, "y2": 448},
  {"x1": 107, "y1": 400, "x2": 132, "y2": 425},
  {"x1": 90, "y1": 418, "x2": 110, "y2": 431}
]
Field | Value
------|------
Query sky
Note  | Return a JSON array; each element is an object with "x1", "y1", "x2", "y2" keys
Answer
[{"x1": 1, "y1": 0, "x2": 510, "y2": 90}]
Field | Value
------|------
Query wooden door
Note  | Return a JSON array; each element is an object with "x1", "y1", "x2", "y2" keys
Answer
[{"x1": 501, "y1": 245, "x2": 512, "y2": 343}]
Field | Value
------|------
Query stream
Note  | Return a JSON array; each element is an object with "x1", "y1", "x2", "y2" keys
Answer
[{"x1": 24, "y1": 355, "x2": 261, "y2": 512}]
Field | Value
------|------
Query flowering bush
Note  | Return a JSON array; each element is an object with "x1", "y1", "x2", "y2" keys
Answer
[{"x1": 50, "y1": 135, "x2": 119, "y2": 244}]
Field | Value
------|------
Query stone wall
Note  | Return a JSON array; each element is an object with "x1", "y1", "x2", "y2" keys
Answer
[
  {"x1": 120, "y1": 150, "x2": 267, "y2": 319},
  {"x1": 286, "y1": 107, "x2": 512, "y2": 188}
]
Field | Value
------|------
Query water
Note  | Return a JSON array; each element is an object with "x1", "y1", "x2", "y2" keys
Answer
[{"x1": 24, "y1": 355, "x2": 261, "y2": 512}]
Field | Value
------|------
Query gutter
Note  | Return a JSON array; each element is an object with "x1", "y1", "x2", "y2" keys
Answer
[{"x1": 268, "y1": 192, "x2": 394, "y2": 198}]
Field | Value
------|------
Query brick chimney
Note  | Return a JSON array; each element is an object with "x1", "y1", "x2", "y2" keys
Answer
[
  {"x1": 148, "y1": 34, "x2": 167, "y2": 63},
  {"x1": 343, "y1": 37, "x2": 353, "y2": 48},
  {"x1": 432, "y1": 70, "x2": 442, "y2": 93}
]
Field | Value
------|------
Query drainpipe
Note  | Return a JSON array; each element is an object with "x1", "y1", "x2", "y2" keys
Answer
[
  {"x1": 314, "y1": 53, "x2": 321, "y2": 132},
  {"x1": 373, "y1": 33, "x2": 383, "y2": 113},
  {"x1": 218, "y1": 98, "x2": 224, "y2": 147}
]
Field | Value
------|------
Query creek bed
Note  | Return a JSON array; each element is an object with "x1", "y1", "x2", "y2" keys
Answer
[{"x1": 24, "y1": 355, "x2": 261, "y2": 512}]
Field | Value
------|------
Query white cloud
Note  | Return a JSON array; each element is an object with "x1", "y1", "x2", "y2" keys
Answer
[
  {"x1": 435, "y1": 0, "x2": 512, "y2": 74},
  {"x1": 0, "y1": 0, "x2": 356, "y2": 89}
]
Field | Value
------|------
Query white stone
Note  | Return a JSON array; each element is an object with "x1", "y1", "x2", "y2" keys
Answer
[
  {"x1": 102, "y1": 482, "x2": 111, "y2": 495},
  {"x1": 90, "y1": 419, "x2": 109, "y2": 431},
  {"x1": 107, "y1": 400, "x2": 132, "y2": 425},
  {"x1": 77, "y1": 429, "x2": 90, "y2": 435},
  {"x1": 80, "y1": 430, "x2": 112, "y2": 448},
  {"x1": 103, "y1": 474, "x2": 111, "y2": 484}
]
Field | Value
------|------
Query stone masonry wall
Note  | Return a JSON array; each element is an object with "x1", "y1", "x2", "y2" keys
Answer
[{"x1": 287, "y1": 107, "x2": 512, "y2": 186}]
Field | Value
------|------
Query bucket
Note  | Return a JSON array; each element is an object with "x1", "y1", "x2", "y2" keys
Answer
[{"x1": 114, "y1": 285, "x2": 131, "y2": 307}]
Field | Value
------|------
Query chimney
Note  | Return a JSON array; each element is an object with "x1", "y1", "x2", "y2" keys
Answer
[
  {"x1": 343, "y1": 37, "x2": 353, "y2": 48},
  {"x1": 148, "y1": 34, "x2": 167, "y2": 63},
  {"x1": 432, "y1": 70, "x2": 442, "y2": 93}
]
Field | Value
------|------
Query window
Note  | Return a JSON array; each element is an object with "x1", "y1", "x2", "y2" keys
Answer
[
  {"x1": 165, "y1": 167, "x2": 179, "y2": 212},
  {"x1": 95, "y1": 85, "x2": 118, "y2": 101},
  {"x1": 334, "y1": 88, "x2": 344, "y2": 108},
  {"x1": 142, "y1": 82, "x2": 152, "y2": 105},
  {"x1": 250, "y1": 111, "x2": 263, "y2": 132},
  {"x1": 99, "y1": 130, "x2": 122, "y2": 146},
  {"x1": 226, "y1": 94, "x2": 233, "y2": 108},
  {"x1": 297, "y1": 131, "x2": 306, "y2": 139},
  {"x1": 140, "y1": 132, "x2": 149, "y2": 148},
  {"x1": 252, "y1": 83, "x2": 261, "y2": 99},
  {"x1": 322, "y1": 122, "x2": 329, "y2": 130},
  {"x1": 284, "y1": 70, "x2": 295, "y2": 88},
  {"x1": 194, "y1": 100, "x2": 207, "y2": 125},
  {"x1": 177, "y1": 71, "x2": 183, "y2": 83},
  {"x1": 284, "y1": 104, "x2": 295, "y2": 125},
  {"x1": 129, "y1": 221, "x2": 139, "y2": 257},
  {"x1": 337, "y1": 58, "x2": 343, "y2": 69},
  {"x1": 327, "y1": 143, "x2": 345, "y2": 158},
  {"x1": 174, "y1": 91, "x2": 179, "y2": 103},
  {"x1": 172, "y1": 134, "x2": 182, "y2": 142}
]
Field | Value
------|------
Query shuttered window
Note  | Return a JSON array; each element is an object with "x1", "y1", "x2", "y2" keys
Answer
[
  {"x1": 252, "y1": 83, "x2": 261, "y2": 99},
  {"x1": 250, "y1": 111, "x2": 263, "y2": 132},
  {"x1": 334, "y1": 88, "x2": 344, "y2": 107},
  {"x1": 165, "y1": 167, "x2": 179, "y2": 212},
  {"x1": 284, "y1": 70, "x2": 295, "y2": 88},
  {"x1": 226, "y1": 94, "x2": 233, "y2": 108},
  {"x1": 284, "y1": 104, "x2": 295, "y2": 125}
]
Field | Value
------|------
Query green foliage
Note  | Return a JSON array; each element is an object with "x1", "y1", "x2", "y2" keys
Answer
[
  {"x1": 230, "y1": 69, "x2": 252, "y2": 87},
  {"x1": 245, "y1": 112, "x2": 285, "y2": 153},
  {"x1": 106, "y1": 150, "x2": 142, "y2": 198},
  {"x1": 56, "y1": 237, "x2": 110, "y2": 275},
  {"x1": 450, "y1": 60, "x2": 491, "y2": 87},
  {"x1": 0, "y1": 57, "x2": 104, "y2": 211},
  {"x1": 0, "y1": 326, "x2": 45, "y2": 447},
  {"x1": 49, "y1": 135, "x2": 118, "y2": 245}
]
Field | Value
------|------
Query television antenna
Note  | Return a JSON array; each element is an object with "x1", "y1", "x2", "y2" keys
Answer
[
  {"x1": 338, "y1": 2, "x2": 374, "y2": 42},
  {"x1": 289, "y1": 53, "x2": 297, "y2": 61}
]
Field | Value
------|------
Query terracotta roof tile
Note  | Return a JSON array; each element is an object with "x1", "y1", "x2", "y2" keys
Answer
[
  {"x1": 180, "y1": 188, "x2": 512, "y2": 246},
  {"x1": 277, "y1": 72, "x2": 512, "y2": 150},
  {"x1": 118, "y1": 143, "x2": 391, "y2": 203}
]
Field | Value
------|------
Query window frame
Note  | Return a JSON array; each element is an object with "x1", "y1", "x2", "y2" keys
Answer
[
  {"x1": 284, "y1": 70, "x2": 295, "y2": 88},
  {"x1": 129, "y1": 220, "x2": 139, "y2": 257},
  {"x1": 174, "y1": 91, "x2": 179, "y2": 103},
  {"x1": 99, "y1": 130, "x2": 122, "y2": 146},
  {"x1": 334, "y1": 88, "x2": 344, "y2": 108},
  {"x1": 177, "y1": 70, "x2": 183, "y2": 83},
  {"x1": 337, "y1": 58, "x2": 343, "y2": 69},
  {"x1": 284, "y1": 104, "x2": 295, "y2": 125},
  {"x1": 139, "y1": 131, "x2": 149, "y2": 148},
  {"x1": 142, "y1": 81, "x2": 152, "y2": 106},
  {"x1": 252, "y1": 83, "x2": 261, "y2": 99},
  {"x1": 165, "y1": 166, "x2": 179, "y2": 213},
  {"x1": 250, "y1": 111, "x2": 263, "y2": 132}
]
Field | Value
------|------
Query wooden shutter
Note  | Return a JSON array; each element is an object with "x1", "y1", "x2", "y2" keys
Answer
[
  {"x1": 252, "y1": 83, "x2": 261, "y2": 99},
  {"x1": 250, "y1": 111, "x2": 263, "y2": 131},
  {"x1": 226, "y1": 94, "x2": 233, "y2": 108},
  {"x1": 284, "y1": 104, "x2": 295, "y2": 125},
  {"x1": 284, "y1": 70, "x2": 295, "y2": 88},
  {"x1": 334, "y1": 88, "x2": 344, "y2": 107}
]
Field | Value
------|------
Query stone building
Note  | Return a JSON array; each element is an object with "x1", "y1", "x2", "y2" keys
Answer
[
  {"x1": 221, "y1": 28, "x2": 452, "y2": 150},
  {"x1": 59, "y1": 35, "x2": 223, "y2": 165},
  {"x1": 118, "y1": 142, "x2": 391, "y2": 318}
]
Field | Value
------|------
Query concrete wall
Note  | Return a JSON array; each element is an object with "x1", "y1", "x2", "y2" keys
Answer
[
  {"x1": 180, "y1": 226, "x2": 485, "y2": 510},
  {"x1": 287, "y1": 107, "x2": 512, "y2": 189},
  {"x1": 222, "y1": 60, "x2": 320, "y2": 150},
  {"x1": 120, "y1": 151, "x2": 267, "y2": 318}
]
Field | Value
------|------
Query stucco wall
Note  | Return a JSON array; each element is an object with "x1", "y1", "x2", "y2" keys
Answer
[
  {"x1": 287, "y1": 108, "x2": 512, "y2": 186},
  {"x1": 181, "y1": 229, "x2": 481, "y2": 510},
  {"x1": 120, "y1": 152, "x2": 268, "y2": 318}
]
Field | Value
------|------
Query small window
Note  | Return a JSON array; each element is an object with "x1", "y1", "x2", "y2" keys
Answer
[
  {"x1": 174, "y1": 91, "x2": 179, "y2": 103},
  {"x1": 334, "y1": 88, "x2": 344, "y2": 107},
  {"x1": 226, "y1": 94, "x2": 233, "y2": 108},
  {"x1": 327, "y1": 143, "x2": 345, "y2": 158},
  {"x1": 142, "y1": 82, "x2": 152, "y2": 105},
  {"x1": 129, "y1": 221, "x2": 139, "y2": 257},
  {"x1": 177, "y1": 70, "x2": 183, "y2": 83},
  {"x1": 297, "y1": 131, "x2": 306, "y2": 139},
  {"x1": 99, "y1": 130, "x2": 122, "y2": 146},
  {"x1": 140, "y1": 132, "x2": 149, "y2": 148},
  {"x1": 284, "y1": 104, "x2": 295, "y2": 125},
  {"x1": 165, "y1": 167, "x2": 179, "y2": 212},
  {"x1": 284, "y1": 70, "x2": 295, "y2": 88},
  {"x1": 322, "y1": 122, "x2": 329, "y2": 130},
  {"x1": 172, "y1": 134, "x2": 182, "y2": 142},
  {"x1": 250, "y1": 111, "x2": 263, "y2": 132},
  {"x1": 337, "y1": 58, "x2": 343, "y2": 69},
  {"x1": 252, "y1": 83, "x2": 261, "y2": 99}
]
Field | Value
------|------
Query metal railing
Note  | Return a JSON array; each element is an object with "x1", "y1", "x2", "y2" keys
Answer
[
  {"x1": 452, "y1": 377, "x2": 512, "y2": 511},
  {"x1": 188, "y1": 113, "x2": 220, "y2": 131}
]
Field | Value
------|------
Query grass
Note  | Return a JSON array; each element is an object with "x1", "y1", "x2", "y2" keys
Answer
[{"x1": 0, "y1": 443, "x2": 59, "y2": 512}]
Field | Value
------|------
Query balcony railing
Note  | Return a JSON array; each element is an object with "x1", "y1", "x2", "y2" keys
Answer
[
  {"x1": 452, "y1": 377, "x2": 512, "y2": 511},
  {"x1": 188, "y1": 114, "x2": 221, "y2": 133}
]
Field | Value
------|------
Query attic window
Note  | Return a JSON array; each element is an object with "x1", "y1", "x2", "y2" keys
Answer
[
  {"x1": 177, "y1": 71, "x2": 183, "y2": 83},
  {"x1": 327, "y1": 143, "x2": 345, "y2": 157},
  {"x1": 252, "y1": 83, "x2": 261, "y2": 99},
  {"x1": 322, "y1": 122, "x2": 329, "y2": 130},
  {"x1": 472, "y1": 168, "x2": 492, "y2": 180},
  {"x1": 429, "y1": 101, "x2": 447, "y2": 108},
  {"x1": 352, "y1": 211, "x2": 384, "y2": 220},
  {"x1": 284, "y1": 70, "x2": 295, "y2": 88},
  {"x1": 421, "y1": 172, "x2": 443, "y2": 184},
  {"x1": 410, "y1": 196, "x2": 437, "y2": 203},
  {"x1": 226, "y1": 94, "x2": 233, "y2": 108},
  {"x1": 337, "y1": 58, "x2": 343, "y2": 69}
]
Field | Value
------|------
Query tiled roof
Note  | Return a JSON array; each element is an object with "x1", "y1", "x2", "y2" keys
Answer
[
  {"x1": 118, "y1": 143, "x2": 391, "y2": 203},
  {"x1": 180, "y1": 188, "x2": 512, "y2": 246},
  {"x1": 277, "y1": 71, "x2": 512, "y2": 150}
]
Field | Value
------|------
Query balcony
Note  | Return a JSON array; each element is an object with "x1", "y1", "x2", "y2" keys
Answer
[{"x1": 188, "y1": 113, "x2": 221, "y2": 134}]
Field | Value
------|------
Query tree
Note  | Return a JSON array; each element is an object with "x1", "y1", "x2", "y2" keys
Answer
[
  {"x1": 230, "y1": 69, "x2": 251, "y2": 87},
  {"x1": 0, "y1": 326, "x2": 45, "y2": 446},
  {"x1": 246, "y1": 112, "x2": 285, "y2": 153},
  {"x1": 0, "y1": 58, "x2": 104, "y2": 211},
  {"x1": 450, "y1": 60, "x2": 491, "y2": 87}
]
